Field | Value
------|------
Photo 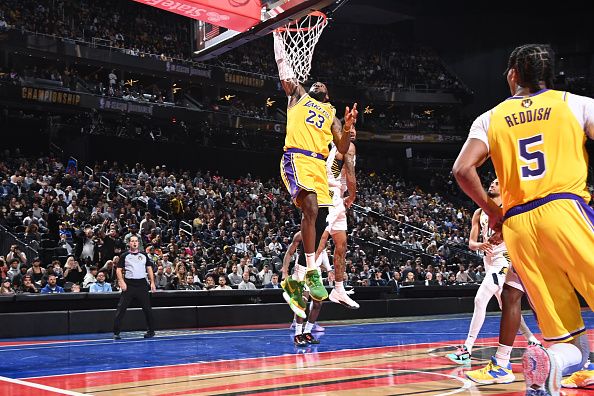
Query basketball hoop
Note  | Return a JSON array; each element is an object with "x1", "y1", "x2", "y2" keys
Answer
[{"x1": 275, "y1": 11, "x2": 328, "y2": 83}]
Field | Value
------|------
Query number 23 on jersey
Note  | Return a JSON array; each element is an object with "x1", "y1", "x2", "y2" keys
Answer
[{"x1": 305, "y1": 110, "x2": 326, "y2": 129}]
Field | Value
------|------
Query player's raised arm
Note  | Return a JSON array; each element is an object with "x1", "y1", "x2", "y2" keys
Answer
[
  {"x1": 468, "y1": 208, "x2": 492, "y2": 255},
  {"x1": 332, "y1": 103, "x2": 358, "y2": 154},
  {"x1": 273, "y1": 31, "x2": 306, "y2": 102},
  {"x1": 282, "y1": 232, "x2": 301, "y2": 280},
  {"x1": 343, "y1": 141, "x2": 357, "y2": 208}
]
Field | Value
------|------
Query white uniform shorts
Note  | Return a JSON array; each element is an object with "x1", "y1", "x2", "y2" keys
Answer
[
  {"x1": 326, "y1": 194, "x2": 347, "y2": 234},
  {"x1": 483, "y1": 254, "x2": 524, "y2": 294}
]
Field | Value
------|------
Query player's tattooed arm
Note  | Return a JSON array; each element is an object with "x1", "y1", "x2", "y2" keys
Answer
[
  {"x1": 282, "y1": 232, "x2": 301, "y2": 280},
  {"x1": 273, "y1": 31, "x2": 306, "y2": 104},
  {"x1": 332, "y1": 104, "x2": 357, "y2": 154},
  {"x1": 343, "y1": 143, "x2": 357, "y2": 208}
]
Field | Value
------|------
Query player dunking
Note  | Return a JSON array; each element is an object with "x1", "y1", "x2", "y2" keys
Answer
[
  {"x1": 447, "y1": 179, "x2": 540, "y2": 384},
  {"x1": 315, "y1": 124, "x2": 359, "y2": 309},
  {"x1": 454, "y1": 44, "x2": 594, "y2": 394},
  {"x1": 274, "y1": 31, "x2": 357, "y2": 318}
]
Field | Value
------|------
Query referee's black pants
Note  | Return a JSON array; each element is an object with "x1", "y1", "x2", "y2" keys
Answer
[{"x1": 113, "y1": 278, "x2": 155, "y2": 334}]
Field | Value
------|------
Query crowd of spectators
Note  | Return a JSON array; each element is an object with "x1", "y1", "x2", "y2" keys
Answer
[
  {"x1": 358, "y1": 105, "x2": 471, "y2": 134},
  {"x1": 0, "y1": 149, "x2": 488, "y2": 296},
  {"x1": 1, "y1": 64, "x2": 178, "y2": 106},
  {"x1": 0, "y1": 0, "x2": 469, "y2": 94},
  {"x1": 0, "y1": 0, "x2": 191, "y2": 60},
  {"x1": 215, "y1": 26, "x2": 469, "y2": 94}
]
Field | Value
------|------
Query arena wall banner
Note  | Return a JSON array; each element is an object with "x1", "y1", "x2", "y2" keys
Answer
[
  {"x1": 223, "y1": 72, "x2": 267, "y2": 88},
  {"x1": 239, "y1": 119, "x2": 285, "y2": 133},
  {"x1": 133, "y1": 0, "x2": 262, "y2": 31},
  {"x1": 165, "y1": 62, "x2": 212, "y2": 78},
  {"x1": 356, "y1": 130, "x2": 464, "y2": 143},
  {"x1": 97, "y1": 97, "x2": 154, "y2": 115},
  {"x1": 20, "y1": 87, "x2": 81, "y2": 106}
]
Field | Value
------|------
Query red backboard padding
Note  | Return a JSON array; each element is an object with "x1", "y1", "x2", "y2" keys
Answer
[{"x1": 133, "y1": 0, "x2": 262, "y2": 32}]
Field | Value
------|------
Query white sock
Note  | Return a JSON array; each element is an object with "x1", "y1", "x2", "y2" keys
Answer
[
  {"x1": 548, "y1": 342, "x2": 582, "y2": 375},
  {"x1": 565, "y1": 334, "x2": 591, "y2": 375},
  {"x1": 519, "y1": 316, "x2": 538, "y2": 343},
  {"x1": 292, "y1": 264, "x2": 307, "y2": 282},
  {"x1": 464, "y1": 337, "x2": 476, "y2": 354},
  {"x1": 295, "y1": 323, "x2": 303, "y2": 337},
  {"x1": 304, "y1": 322, "x2": 314, "y2": 333},
  {"x1": 335, "y1": 281, "x2": 344, "y2": 292},
  {"x1": 305, "y1": 252, "x2": 316, "y2": 270},
  {"x1": 494, "y1": 343, "x2": 513, "y2": 367},
  {"x1": 465, "y1": 283, "x2": 493, "y2": 353}
]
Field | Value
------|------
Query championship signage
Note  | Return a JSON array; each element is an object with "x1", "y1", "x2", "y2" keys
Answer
[
  {"x1": 133, "y1": 0, "x2": 262, "y2": 32},
  {"x1": 21, "y1": 87, "x2": 81, "y2": 105},
  {"x1": 224, "y1": 72, "x2": 265, "y2": 88}
]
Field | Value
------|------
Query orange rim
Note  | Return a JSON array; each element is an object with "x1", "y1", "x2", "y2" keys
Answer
[{"x1": 275, "y1": 11, "x2": 327, "y2": 32}]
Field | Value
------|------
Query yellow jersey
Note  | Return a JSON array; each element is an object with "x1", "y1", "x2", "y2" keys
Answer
[
  {"x1": 284, "y1": 93, "x2": 336, "y2": 157},
  {"x1": 468, "y1": 89, "x2": 592, "y2": 212}
]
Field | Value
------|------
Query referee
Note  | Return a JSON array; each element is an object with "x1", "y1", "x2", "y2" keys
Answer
[{"x1": 113, "y1": 235, "x2": 157, "y2": 340}]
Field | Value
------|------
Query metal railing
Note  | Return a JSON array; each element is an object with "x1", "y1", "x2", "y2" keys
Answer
[
  {"x1": 99, "y1": 176, "x2": 110, "y2": 190},
  {"x1": 179, "y1": 220, "x2": 193, "y2": 237},
  {"x1": 116, "y1": 186, "x2": 129, "y2": 199},
  {"x1": 352, "y1": 203, "x2": 433, "y2": 237},
  {"x1": 0, "y1": 225, "x2": 39, "y2": 261},
  {"x1": 351, "y1": 203, "x2": 480, "y2": 264},
  {"x1": 84, "y1": 166, "x2": 94, "y2": 179}
]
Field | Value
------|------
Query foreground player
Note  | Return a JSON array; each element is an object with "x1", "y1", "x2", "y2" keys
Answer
[
  {"x1": 453, "y1": 44, "x2": 594, "y2": 394},
  {"x1": 447, "y1": 179, "x2": 539, "y2": 371},
  {"x1": 274, "y1": 31, "x2": 357, "y2": 318},
  {"x1": 457, "y1": 180, "x2": 542, "y2": 385},
  {"x1": 283, "y1": 231, "x2": 328, "y2": 346},
  {"x1": 315, "y1": 124, "x2": 359, "y2": 309}
]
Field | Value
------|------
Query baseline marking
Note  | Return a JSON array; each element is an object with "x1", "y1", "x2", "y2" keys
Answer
[{"x1": 0, "y1": 376, "x2": 93, "y2": 396}]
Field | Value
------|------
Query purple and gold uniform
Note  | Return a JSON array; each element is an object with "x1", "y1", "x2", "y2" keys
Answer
[
  {"x1": 280, "y1": 93, "x2": 335, "y2": 207},
  {"x1": 469, "y1": 89, "x2": 594, "y2": 341}
]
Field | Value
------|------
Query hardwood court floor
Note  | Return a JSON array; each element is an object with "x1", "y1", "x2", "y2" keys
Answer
[{"x1": 1, "y1": 311, "x2": 593, "y2": 395}]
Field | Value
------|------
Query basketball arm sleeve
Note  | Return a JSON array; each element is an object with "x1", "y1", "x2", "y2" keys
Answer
[{"x1": 273, "y1": 32, "x2": 296, "y2": 81}]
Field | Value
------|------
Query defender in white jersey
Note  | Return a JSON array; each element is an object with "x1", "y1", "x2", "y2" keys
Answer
[
  {"x1": 315, "y1": 125, "x2": 359, "y2": 309},
  {"x1": 446, "y1": 179, "x2": 539, "y2": 375}
]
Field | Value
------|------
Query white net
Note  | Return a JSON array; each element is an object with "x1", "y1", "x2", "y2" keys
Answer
[{"x1": 276, "y1": 11, "x2": 328, "y2": 83}]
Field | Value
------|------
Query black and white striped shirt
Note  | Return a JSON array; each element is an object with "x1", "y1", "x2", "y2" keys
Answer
[{"x1": 119, "y1": 251, "x2": 152, "y2": 280}]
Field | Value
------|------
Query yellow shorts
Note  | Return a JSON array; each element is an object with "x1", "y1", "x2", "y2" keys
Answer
[
  {"x1": 280, "y1": 149, "x2": 332, "y2": 208},
  {"x1": 503, "y1": 193, "x2": 594, "y2": 341}
]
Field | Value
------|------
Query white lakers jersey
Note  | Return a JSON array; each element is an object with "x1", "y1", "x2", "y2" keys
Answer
[
  {"x1": 479, "y1": 209, "x2": 507, "y2": 266},
  {"x1": 326, "y1": 142, "x2": 355, "y2": 197}
]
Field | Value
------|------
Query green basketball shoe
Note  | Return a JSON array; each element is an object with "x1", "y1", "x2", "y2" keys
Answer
[
  {"x1": 281, "y1": 277, "x2": 306, "y2": 318},
  {"x1": 305, "y1": 270, "x2": 328, "y2": 301}
]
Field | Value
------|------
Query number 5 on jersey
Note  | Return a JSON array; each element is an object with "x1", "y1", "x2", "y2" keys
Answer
[
  {"x1": 305, "y1": 110, "x2": 325, "y2": 129},
  {"x1": 518, "y1": 134, "x2": 546, "y2": 180}
]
